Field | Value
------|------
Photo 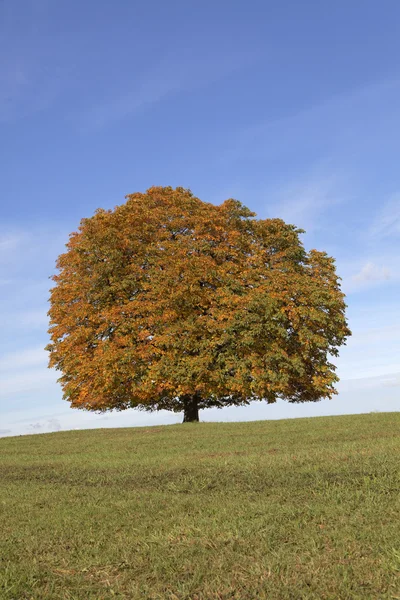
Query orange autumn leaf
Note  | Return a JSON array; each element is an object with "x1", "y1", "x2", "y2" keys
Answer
[{"x1": 46, "y1": 186, "x2": 351, "y2": 422}]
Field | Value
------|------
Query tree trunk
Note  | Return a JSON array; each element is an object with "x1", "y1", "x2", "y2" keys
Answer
[{"x1": 182, "y1": 395, "x2": 200, "y2": 423}]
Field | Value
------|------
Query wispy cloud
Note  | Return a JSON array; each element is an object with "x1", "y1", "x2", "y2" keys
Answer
[
  {"x1": 336, "y1": 319, "x2": 400, "y2": 381},
  {"x1": 1, "y1": 0, "x2": 255, "y2": 127},
  {"x1": 2, "y1": 406, "x2": 183, "y2": 437},
  {"x1": 0, "y1": 1, "x2": 72, "y2": 123},
  {"x1": 0, "y1": 226, "x2": 68, "y2": 301},
  {"x1": 0, "y1": 232, "x2": 25, "y2": 261},
  {"x1": 265, "y1": 171, "x2": 345, "y2": 231},
  {"x1": 0, "y1": 308, "x2": 49, "y2": 334},
  {"x1": 223, "y1": 77, "x2": 400, "y2": 166},
  {"x1": 0, "y1": 346, "x2": 48, "y2": 372},
  {"x1": 28, "y1": 418, "x2": 62, "y2": 433},
  {"x1": 0, "y1": 227, "x2": 70, "y2": 413},
  {"x1": 84, "y1": 73, "x2": 183, "y2": 130},
  {"x1": 339, "y1": 371, "x2": 400, "y2": 392},
  {"x1": 370, "y1": 194, "x2": 400, "y2": 238},
  {"x1": 18, "y1": 309, "x2": 49, "y2": 329},
  {"x1": 0, "y1": 367, "x2": 57, "y2": 398},
  {"x1": 81, "y1": 50, "x2": 253, "y2": 131},
  {"x1": 0, "y1": 348, "x2": 56, "y2": 402},
  {"x1": 347, "y1": 323, "x2": 400, "y2": 347}
]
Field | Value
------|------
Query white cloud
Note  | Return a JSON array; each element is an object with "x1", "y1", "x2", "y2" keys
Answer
[
  {"x1": 341, "y1": 259, "x2": 398, "y2": 293},
  {"x1": 352, "y1": 262, "x2": 390, "y2": 283},
  {"x1": 354, "y1": 262, "x2": 391, "y2": 282}
]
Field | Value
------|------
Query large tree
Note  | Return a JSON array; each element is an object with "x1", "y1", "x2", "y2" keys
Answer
[{"x1": 47, "y1": 186, "x2": 351, "y2": 422}]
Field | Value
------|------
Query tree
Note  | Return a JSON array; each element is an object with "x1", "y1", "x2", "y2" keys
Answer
[{"x1": 46, "y1": 186, "x2": 351, "y2": 423}]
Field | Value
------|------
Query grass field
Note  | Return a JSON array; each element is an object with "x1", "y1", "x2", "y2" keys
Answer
[{"x1": 0, "y1": 412, "x2": 399, "y2": 599}]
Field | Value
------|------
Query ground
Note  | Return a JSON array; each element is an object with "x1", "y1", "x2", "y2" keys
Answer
[{"x1": 0, "y1": 412, "x2": 399, "y2": 599}]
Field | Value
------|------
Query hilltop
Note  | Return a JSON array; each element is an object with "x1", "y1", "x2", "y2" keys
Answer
[{"x1": 1, "y1": 412, "x2": 399, "y2": 599}]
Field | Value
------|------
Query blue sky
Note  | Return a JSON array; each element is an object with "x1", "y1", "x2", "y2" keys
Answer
[{"x1": 1, "y1": 0, "x2": 399, "y2": 436}]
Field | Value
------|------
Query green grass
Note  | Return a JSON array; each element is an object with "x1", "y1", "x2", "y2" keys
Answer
[{"x1": 0, "y1": 412, "x2": 399, "y2": 599}]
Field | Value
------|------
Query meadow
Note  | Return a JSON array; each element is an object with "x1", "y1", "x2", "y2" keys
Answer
[{"x1": 0, "y1": 412, "x2": 399, "y2": 599}]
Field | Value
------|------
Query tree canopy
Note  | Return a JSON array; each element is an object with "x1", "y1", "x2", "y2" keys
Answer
[{"x1": 46, "y1": 186, "x2": 351, "y2": 422}]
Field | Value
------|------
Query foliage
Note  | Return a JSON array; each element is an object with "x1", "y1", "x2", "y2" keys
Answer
[
  {"x1": 47, "y1": 186, "x2": 350, "y2": 419},
  {"x1": 0, "y1": 413, "x2": 399, "y2": 599}
]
